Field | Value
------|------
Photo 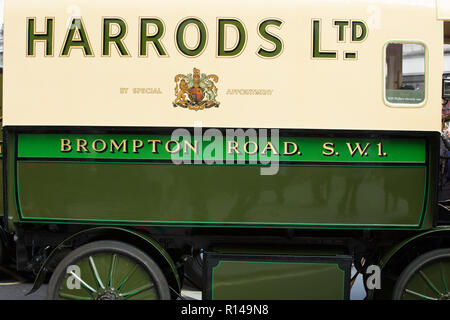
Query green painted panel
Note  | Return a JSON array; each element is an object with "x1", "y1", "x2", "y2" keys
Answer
[
  {"x1": 17, "y1": 133, "x2": 426, "y2": 164},
  {"x1": 212, "y1": 246, "x2": 344, "y2": 256},
  {"x1": 0, "y1": 72, "x2": 2, "y2": 116},
  {"x1": 211, "y1": 261, "x2": 345, "y2": 300},
  {"x1": 16, "y1": 162, "x2": 426, "y2": 227},
  {"x1": 386, "y1": 89, "x2": 425, "y2": 104},
  {"x1": 0, "y1": 161, "x2": 3, "y2": 215},
  {"x1": 7, "y1": 134, "x2": 16, "y2": 229}
]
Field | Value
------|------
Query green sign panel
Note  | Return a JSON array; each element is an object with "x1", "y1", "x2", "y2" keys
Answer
[{"x1": 17, "y1": 133, "x2": 426, "y2": 164}]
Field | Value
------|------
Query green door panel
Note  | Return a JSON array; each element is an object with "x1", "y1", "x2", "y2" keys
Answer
[
  {"x1": 203, "y1": 252, "x2": 351, "y2": 300},
  {"x1": 16, "y1": 161, "x2": 426, "y2": 227},
  {"x1": 211, "y1": 261, "x2": 345, "y2": 300}
]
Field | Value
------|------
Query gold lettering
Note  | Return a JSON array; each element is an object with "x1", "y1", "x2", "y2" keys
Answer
[
  {"x1": 92, "y1": 139, "x2": 107, "y2": 153},
  {"x1": 261, "y1": 141, "x2": 279, "y2": 155},
  {"x1": 166, "y1": 140, "x2": 181, "y2": 154},
  {"x1": 61, "y1": 139, "x2": 72, "y2": 152},
  {"x1": 132, "y1": 140, "x2": 144, "y2": 153},
  {"x1": 227, "y1": 141, "x2": 241, "y2": 155},
  {"x1": 377, "y1": 143, "x2": 387, "y2": 157},
  {"x1": 323, "y1": 142, "x2": 335, "y2": 156},
  {"x1": 147, "y1": 140, "x2": 162, "y2": 153},
  {"x1": 347, "y1": 142, "x2": 370, "y2": 157},
  {"x1": 284, "y1": 141, "x2": 299, "y2": 156},
  {"x1": 76, "y1": 139, "x2": 89, "y2": 153},
  {"x1": 110, "y1": 139, "x2": 128, "y2": 153},
  {"x1": 244, "y1": 141, "x2": 259, "y2": 155},
  {"x1": 184, "y1": 140, "x2": 199, "y2": 154}
]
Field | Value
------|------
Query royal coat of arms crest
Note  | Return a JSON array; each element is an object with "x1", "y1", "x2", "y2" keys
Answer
[{"x1": 173, "y1": 68, "x2": 220, "y2": 111}]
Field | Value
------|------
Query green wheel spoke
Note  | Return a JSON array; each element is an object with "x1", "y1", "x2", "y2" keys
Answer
[
  {"x1": 440, "y1": 262, "x2": 448, "y2": 293},
  {"x1": 419, "y1": 270, "x2": 442, "y2": 297},
  {"x1": 116, "y1": 263, "x2": 139, "y2": 292},
  {"x1": 405, "y1": 289, "x2": 438, "y2": 300},
  {"x1": 68, "y1": 271, "x2": 97, "y2": 295},
  {"x1": 59, "y1": 292, "x2": 92, "y2": 301},
  {"x1": 119, "y1": 283, "x2": 154, "y2": 299},
  {"x1": 89, "y1": 256, "x2": 105, "y2": 290},
  {"x1": 108, "y1": 254, "x2": 117, "y2": 288}
]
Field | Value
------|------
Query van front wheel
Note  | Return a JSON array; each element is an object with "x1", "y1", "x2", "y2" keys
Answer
[
  {"x1": 392, "y1": 249, "x2": 450, "y2": 300},
  {"x1": 47, "y1": 240, "x2": 171, "y2": 300}
]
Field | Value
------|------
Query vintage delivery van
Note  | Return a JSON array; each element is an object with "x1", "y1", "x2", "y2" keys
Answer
[{"x1": 1, "y1": 0, "x2": 450, "y2": 300}]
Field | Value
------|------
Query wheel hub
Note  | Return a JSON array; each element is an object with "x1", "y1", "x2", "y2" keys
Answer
[
  {"x1": 96, "y1": 290, "x2": 120, "y2": 300},
  {"x1": 439, "y1": 293, "x2": 450, "y2": 300}
]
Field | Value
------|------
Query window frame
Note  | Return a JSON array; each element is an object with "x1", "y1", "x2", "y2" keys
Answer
[{"x1": 382, "y1": 40, "x2": 428, "y2": 108}]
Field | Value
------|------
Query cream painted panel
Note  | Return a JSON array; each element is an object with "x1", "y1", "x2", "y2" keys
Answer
[
  {"x1": 437, "y1": 0, "x2": 450, "y2": 20},
  {"x1": 3, "y1": 0, "x2": 442, "y2": 132}
]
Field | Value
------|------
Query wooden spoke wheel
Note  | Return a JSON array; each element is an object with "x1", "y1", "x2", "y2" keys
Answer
[
  {"x1": 47, "y1": 240, "x2": 170, "y2": 300},
  {"x1": 393, "y1": 249, "x2": 450, "y2": 300}
]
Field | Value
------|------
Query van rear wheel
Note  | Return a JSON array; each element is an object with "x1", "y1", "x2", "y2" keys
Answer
[{"x1": 47, "y1": 240, "x2": 170, "y2": 300}]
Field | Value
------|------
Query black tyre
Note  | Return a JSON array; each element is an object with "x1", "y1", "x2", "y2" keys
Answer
[
  {"x1": 47, "y1": 240, "x2": 171, "y2": 300},
  {"x1": 393, "y1": 248, "x2": 450, "y2": 300}
]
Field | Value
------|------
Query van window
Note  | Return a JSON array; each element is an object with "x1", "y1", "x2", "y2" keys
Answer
[{"x1": 385, "y1": 42, "x2": 426, "y2": 106}]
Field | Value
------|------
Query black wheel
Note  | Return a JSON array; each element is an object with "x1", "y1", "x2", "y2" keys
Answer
[
  {"x1": 47, "y1": 240, "x2": 171, "y2": 300},
  {"x1": 393, "y1": 248, "x2": 450, "y2": 300}
]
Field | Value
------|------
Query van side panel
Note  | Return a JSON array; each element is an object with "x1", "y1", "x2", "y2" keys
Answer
[{"x1": 11, "y1": 130, "x2": 436, "y2": 230}]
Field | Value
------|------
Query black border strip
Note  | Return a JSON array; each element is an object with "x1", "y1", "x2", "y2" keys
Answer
[
  {"x1": 4, "y1": 124, "x2": 441, "y2": 139},
  {"x1": 14, "y1": 132, "x2": 19, "y2": 230},
  {"x1": 2, "y1": 129, "x2": 8, "y2": 232},
  {"x1": 16, "y1": 157, "x2": 425, "y2": 167}
]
